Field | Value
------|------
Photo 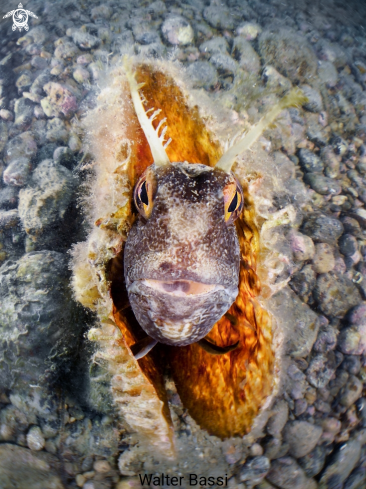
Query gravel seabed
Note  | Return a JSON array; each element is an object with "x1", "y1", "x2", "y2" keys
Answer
[{"x1": 0, "y1": 0, "x2": 366, "y2": 488}]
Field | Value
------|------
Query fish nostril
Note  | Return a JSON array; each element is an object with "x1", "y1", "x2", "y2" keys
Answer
[{"x1": 159, "y1": 262, "x2": 174, "y2": 272}]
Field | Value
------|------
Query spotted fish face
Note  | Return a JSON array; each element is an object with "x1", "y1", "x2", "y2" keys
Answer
[{"x1": 124, "y1": 161, "x2": 244, "y2": 346}]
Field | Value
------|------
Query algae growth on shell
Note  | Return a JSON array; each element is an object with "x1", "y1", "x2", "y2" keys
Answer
[{"x1": 71, "y1": 57, "x2": 309, "y2": 460}]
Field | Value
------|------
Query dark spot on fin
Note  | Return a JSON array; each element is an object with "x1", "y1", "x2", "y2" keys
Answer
[
  {"x1": 224, "y1": 312, "x2": 238, "y2": 325},
  {"x1": 197, "y1": 338, "x2": 239, "y2": 355},
  {"x1": 131, "y1": 336, "x2": 158, "y2": 360}
]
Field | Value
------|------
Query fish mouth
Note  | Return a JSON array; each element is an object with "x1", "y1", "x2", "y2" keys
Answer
[{"x1": 141, "y1": 279, "x2": 223, "y2": 297}]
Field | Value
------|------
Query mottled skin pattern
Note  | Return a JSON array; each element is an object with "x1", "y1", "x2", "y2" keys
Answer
[{"x1": 124, "y1": 162, "x2": 240, "y2": 346}]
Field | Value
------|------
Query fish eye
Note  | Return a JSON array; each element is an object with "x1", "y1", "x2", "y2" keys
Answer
[
  {"x1": 224, "y1": 178, "x2": 244, "y2": 223},
  {"x1": 134, "y1": 169, "x2": 156, "y2": 219}
]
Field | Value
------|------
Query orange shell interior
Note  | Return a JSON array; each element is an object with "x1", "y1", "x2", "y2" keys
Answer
[{"x1": 110, "y1": 63, "x2": 274, "y2": 439}]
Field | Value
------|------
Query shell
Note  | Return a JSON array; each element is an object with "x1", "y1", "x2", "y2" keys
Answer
[{"x1": 71, "y1": 57, "x2": 303, "y2": 457}]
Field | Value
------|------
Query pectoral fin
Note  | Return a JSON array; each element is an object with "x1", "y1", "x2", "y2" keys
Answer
[
  {"x1": 131, "y1": 336, "x2": 158, "y2": 360},
  {"x1": 197, "y1": 338, "x2": 239, "y2": 355}
]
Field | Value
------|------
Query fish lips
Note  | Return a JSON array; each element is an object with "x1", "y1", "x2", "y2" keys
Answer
[{"x1": 127, "y1": 279, "x2": 238, "y2": 346}]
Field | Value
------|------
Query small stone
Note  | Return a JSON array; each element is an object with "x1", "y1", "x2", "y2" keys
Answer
[
  {"x1": 16, "y1": 72, "x2": 33, "y2": 92},
  {"x1": 94, "y1": 460, "x2": 111, "y2": 473},
  {"x1": 199, "y1": 36, "x2": 229, "y2": 55},
  {"x1": 3, "y1": 157, "x2": 31, "y2": 187},
  {"x1": 298, "y1": 445, "x2": 326, "y2": 478},
  {"x1": 302, "y1": 214, "x2": 344, "y2": 243},
  {"x1": 267, "y1": 287, "x2": 319, "y2": 358},
  {"x1": 322, "y1": 146, "x2": 340, "y2": 178},
  {"x1": 0, "y1": 109, "x2": 13, "y2": 121},
  {"x1": 186, "y1": 61, "x2": 218, "y2": 90},
  {"x1": 313, "y1": 326, "x2": 337, "y2": 353},
  {"x1": 259, "y1": 29, "x2": 317, "y2": 84},
  {"x1": 54, "y1": 39, "x2": 79, "y2": 60},
  {"x1": 312, "y1": 243, "x2": 335, "y2": 273},
  {"x1": 203, "y1": 5, "x2": 239, "y2": 30},
  {"x1": 283, "y1": 421, "x2": 322, "y2": 458},
  {"x1": 298, "y1": 148, "x2": 324, "y2": 173},
  {"x1": 161, "y1": 15, "x2": 194, "y2": 45},
  {"x1": 301, "y1": 85, "x2": 323, "y2": 112},
  {"x1": 333, "y1": 136, "x2": 348, "y2": 156},
  {"x1": 76, "y1": 474, "x2": 86, "y2": 487},
  {"x1": 342, "y1": 355, "x2": 361, "y2": 375},
  {"x1": 314, "y1": 272, "x2": 361, "y2": 317},
  {"x1": 77, "y1": 54, "x2": 93, "y2": 65},
  {"x1": 294, "y1": 399, "x2": 308, "y2": 416},
  {"x1": 68, "y1": 133, "x2": 82, "y2": 152},
  {"x1": 267, "y1": 400, "x2": 289, "y2": 437},
  {"x1": 306, "y1": 354, "x2": 336, "y2": 388},
  {"x1": 210, "y1": 53, "x2": 238, "y2": 76},
  {"x1": 249, "y1": 443, "x2": 264, "y2": 457},
  {"x1": 236, "y1": 22, "x2": 262, "y2": 41},
  {"x1": 14, "y1": 98, "x2": 34, "y2": 128},
  {"x1": 239, "y1": 456, "x2": 270, "y2": 484},
  {"x1": 42, "y1": 82, "x2": 78, "y2": 119},
  {"x1": 341, "y1": 217, "x2": 362, "y2": 237},
  {"x1": 318, "y1": 60, "x2": 338, "y2": 87},
  {"x1": 289, "y1": 264, "x2": 316, "y2": 300},
  {"x1": 0, "y1": 444, "x2": 64, "y2": 488},
  {"x1": 46, "y1": 117, "x2": 69, "y2": 143},
  {"x1": 344, "y1": 467, "x2": 366, "y2": 489},
  {"x1": 339, "y1": 234, "x2": 359, "y2": 257},
  {"x1": 73, "y1": 67, "x2": 90, "y2": 84},
  {"x1": 27, "y1": 426, "x2": 46, "y2": 451},
  {"x1": 338, "y1": 375, "x2": 363, "y2": 408},
  {"x1": 232, "y1": 37, "x2": 261, "y2": 74},
  {"x1": 19, "y1": 159, "x2": 74, "y2": 236},
  {"x1": 262, "y1": 66, "x2": 292, "y2": 91},
  {"x1": 91, "y1": 5, "x2": 113, "y2": 20},
  {"x1": 4, "y1": 131, "x2": 37, "y2": 164},
  {"x1": 304, "y1": 173, "x2": 341, "y2": 195},
  {"x1": 319, "y1": 438, "x2": 362, "y2": 489},
  {"x1": 290, "y1": 231, "x2": 315, "y2": 262},
  {"x1": 0, "y1": 186, "x2": 18, "y2": 209},
  {"x1": 267, "y1": 456, "x2": 316, "y2": 489},
  {"x1": 71, "y1": 30, "x2": 100, "y2": 50}
]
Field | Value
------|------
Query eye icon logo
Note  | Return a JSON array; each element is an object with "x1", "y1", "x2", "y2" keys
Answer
[{"x1": 3, "y1": 3, "x2": 38, "y2": 32}]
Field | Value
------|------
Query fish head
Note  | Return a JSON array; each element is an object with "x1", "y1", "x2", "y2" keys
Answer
[{"x1": 124, "y1": 161, "x2": 244, "y2": 346}]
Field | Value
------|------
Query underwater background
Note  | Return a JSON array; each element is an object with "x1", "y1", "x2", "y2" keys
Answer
[{"x1": 0, "y1": 0, "x2": 366, "y2": 487}]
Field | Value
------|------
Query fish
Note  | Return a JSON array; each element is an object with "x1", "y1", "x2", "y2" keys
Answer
[{"x1": 72, "y1": 57, "x2": 307, "y2": 456}]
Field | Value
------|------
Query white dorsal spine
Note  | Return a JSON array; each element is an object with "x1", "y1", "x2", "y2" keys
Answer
[
  {"x1": 123, "y1": 58, "x2": 171, "y2": 167},
  {"x1": 215, "y1": 88, "x2": 308, "y2": 173}
]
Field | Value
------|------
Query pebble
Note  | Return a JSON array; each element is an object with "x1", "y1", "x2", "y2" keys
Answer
[
  {"x1": 4, "y1": 131, "x2": 37, "y2": 164},
  {"x1": 42, "y1": 82, "x2": 78, "y2": 119},
  {"x1": 298, "y1": 445, "x2": 326, "y2": 477},
  {"x1": 93, "y1": 460, "x2": 112, "y2": 473},
  {"x1": 313, "y1": 325, "x2": 337, "y2": 353},
  {"x1": 239, "y1": 456, "x2": 270, "y2": 484},
  {"x1": 302, "y1": 214, "x2": 344, "y2": 243},
  {"x1": 0, "y1": 109, "x2": 13, "y2": 121},
  {"x1": 290, "y1": 231, "x2": 315, "y2": 262},
  {"x1": 341, "y1": 217, "x2": 362, "y2": 237},
  {"x1": 267, "y1": 400, "x2": 289, "y2": 438},
  {"x1": 283, "y1": 421, "x2": 322, "y2": 458},
  {"x1": 132, "y1": 22, "x2": 160, "y2": 45},
  {"x1": 339, "y1": 234, "x2": 359, "y2": 257},
  {"x1": 71, "y1": 30, "x2": 100, "y2": 50},
  {"x1": 342, "y1": 355, "x2": 361, "y2": 375},
  {"x1": 77, "y1": 54, "x2": 93, "y2": 65},
  {"x1": 231, "y1": 37, "x2": 261, "y2": 74},
  {"x1": 46, "y1": 117, "x2": 69, "y2": 144},
  {"x1": 319, "y1": 438, "x2": 362, "y2": 489},
  {"x1": 259, "y1": 29, "x2": 317, "y2": 84},
  {"x1": 312, "y1": 243, "x2": 335, "y2": 273},
  {"x1": 338, "y1": 326, "x2": 366, "y2": 357},
  {"x1": 301, "y1": 85, "x2": 323, "y2": 112},
  {"x1": 298, "y1": 148, "x2": 324, "y2": 173},
  {"x1": 3, "y1": 157, "x2": 31, "y2": 187},
  {"x1": 203, "y1": 5, "x2": 238, "y2": 30},
  {"x1": 314, "y1": 272, "x2": 361, "y2": 317},
  {"x1": 18, "y1": 159, "x2": 74, "y2": 236},
  {"x1": 73, "y1": 67, "x2": 91, "y2": 84},
  {"x1": 210, "y1": 53, "x2": 238, "y2": 76},
  {"x1": 161, "y1": 15, "x2": 194, "y2": 45},
  {"x1": 267, "y1": 287, "x2": 319, "y2": 358},
  {"x1": 343, "y1": 467, "x2": 366, "y2": 489},
  {"x1": 54, "y1": 39, "x2": 79, "y2": 60},
  {"x1": 306, "y1": 353, "x2": 336, "y2": 388},
  {"x1": 27, "y1": 426, "x2": 46, "y2": 451},
  {"x1": 236, "y1": 22, "x2": 262, "y2": 41},
  {"x1": 0, "y1": 443, "x2": 64, "y2": 489},
  {"x1": 294, "y1": 399, "x2": 308, "y2": 416},
  {"x1": 0, "y1": 186, "x2": 18, "y2": 209},
  {"x1": 266, "y1": 457, "x2": 316, "y2": 489},
  {"x1": 186, "y1": 61, "x2": 218, "y2": 89},
  {"x1": 91, "y1": 5, "x2": 113, "y2": 20},
  {"x1": 304, "y1": 173, "x2": 341, "y2": 195},
  {"x1": 338, "y1": 375, "x2": 363, "y2": 408}
]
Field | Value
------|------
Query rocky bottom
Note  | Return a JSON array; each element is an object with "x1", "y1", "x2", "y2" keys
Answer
[{"x1": 0, "y1": 0, "x2": 366, "y2": 487}]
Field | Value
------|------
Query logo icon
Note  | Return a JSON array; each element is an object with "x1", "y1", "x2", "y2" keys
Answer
[{"x1": 3, "y1": 3, "x2": 38, "y2": 32}]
